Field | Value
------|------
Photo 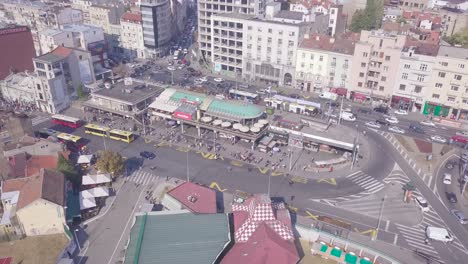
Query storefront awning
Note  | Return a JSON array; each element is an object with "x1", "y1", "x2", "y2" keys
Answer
[
  {"x1": 82, "y1": 174, "x2": 111, "y2": 185},
  {"x1": 353, "y1": 92, "x2": 367, "y2": 100},
  {"x1": 77, "y1": 155, "x2": 93, "y2": 164},
  {"x1": 80, "y1": 187, "x2": 109, "y2": 198},
  {"x1": 79, "y1": 193, "x2": 96, "y2": 210},
  {"x1": 330, "y1": 87, "x2": 347, "y2": 96}
]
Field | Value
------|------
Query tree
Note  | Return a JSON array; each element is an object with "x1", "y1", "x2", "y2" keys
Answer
[
  {"x1": 95, "y1": 150, "x2": 125, "y2": 178},
  {"x1": 57, "y1": 153, "x2": 80, "y2": 186},
  {"x1": 350, "y1": 0, "x2": 384, "y2": 32},
  {"x1": 445, "y1": 27, "x2": 468, "y2": 48},
  {"x1": 77, "y1": 84, "x2": 85, "y2": 99}
]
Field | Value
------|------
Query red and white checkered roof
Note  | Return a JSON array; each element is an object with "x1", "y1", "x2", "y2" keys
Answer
[{"x1": 232, "y1": 194, "x2": 294, "y2": 242}]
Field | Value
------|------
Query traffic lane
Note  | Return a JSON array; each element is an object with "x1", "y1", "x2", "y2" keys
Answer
[{"x1": 370, "y1": 131, "x2": 468, "y2": 248}]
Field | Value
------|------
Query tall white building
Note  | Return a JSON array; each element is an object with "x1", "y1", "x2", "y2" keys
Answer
[
  {"x1": 392, "y1": 44, "x2": 438, "y2": 113},
  {"x1": 198, "y1": 0, "x2": 268, "y2": 63},
  {"x1": 120, "y1": 12, "x2": 145, "y2": 60},
  {"x1": 38, "y1": 29, "x2": 74, "y2": 55}
]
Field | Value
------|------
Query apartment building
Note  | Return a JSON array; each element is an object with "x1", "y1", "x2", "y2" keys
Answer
[
  {"x1": 295, "y1": 33, "x2": 356, "y2": 94},
  {"x1": 198, "y1": 0, "x2": 268, "y2": 63},
  {"x1": 140, "y1": 0, "x2": 173, "y2": 58},
  {"x1": 71, "y1": 0, "x2": 93, "y2": 23},
  {"x1": 393, "y1": 43, "x2": 439, "y2": 113},
  {"x1": 438, "y1": 7, "x2": 468, "y2": 36},
  {"x1": 88, "y1": 4, "x2": 125, "y2": 34},
  {"x1": 350, "y1": 30, "x2": 406, "y2": 103},
  {"x1": 38, "y1": 29, "x2": 74, "y2": 55},
  {"x1": 425, "y1": 46, "x2": 468, "y2": 120},
  {"x1": 399, "y1": 0, "x2": 429, "y2": 10},
  {"x1": 120, "y1": 12, "x2": 145, "y2": 60},
  {"x1": 290, "y1": 1, "x2": 346, "y2": 36}
]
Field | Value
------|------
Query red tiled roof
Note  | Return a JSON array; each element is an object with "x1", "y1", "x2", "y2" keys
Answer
[
  {"x1": 168, "y1": 182, "x2": 217, "y2": 214},
  {"x1": 299, "y1": 33, "x2": 357, "y2": 55},
  {"x1": 51, "y1": 46, "x2": 73, "y2": 58},
  {"x1": 2, "y1": 169, "x2": 65, "y2": 210},
  {"x1": 121, "y1": 12, "x2": 142, "y2": 23},
  {"x1": 0, "y1": 26, "x2": 35, "y2": 80},
  {"x1": 25, "y1": 155, "x2": 58, "y2": 177},
  {"x1": 0, "y1": 257, "x2": 12, "y2": 264},
  {"x1": 291, "y1": 0, "x2": 334, "y2": 10}
]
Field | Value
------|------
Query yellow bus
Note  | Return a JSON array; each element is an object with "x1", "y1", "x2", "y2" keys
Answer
[
  {"x1": 84, "y1": 124, "x2": 110, "y2": 137},
  {"x1": 109, "y1": 129, "x2": 135, "y2": 143},
  {"x1": 56, "y1": 133, "x2": 86, "y2": 151}
]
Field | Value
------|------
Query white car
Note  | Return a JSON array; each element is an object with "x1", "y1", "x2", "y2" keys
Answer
[
  {"x1": 394, "y1": 109, "x2": 408, "y2": 115},
  {"x1": 430, "y1": 135, "x2": 447, "y2": 144},
  {"x1": 420, "y1": 120, "x2": 436, "y2": 127},
  {"x1": 415, "y1": 196, "x2": 430, "y2": 212},
  {"x1": 199, "y1": 76, "x2": 208, "y2": 82},
  {"x1": 385, "y1": 116, "x2": 399, "y2": 124},
  {"x1": 167, "y1": 66, "x2": 176, "y2": 71},
  {"x1": 388, "y1": 126, "x2": 405, "y2": 134},
  {"x1": 183, "y1": 48, "x2": 188, "y2": 54},
  {"x1": 365, "y1": 121, "x2": 381, "y2": 129},
  {"x1": 214, "y1": 77, "x2": 224, "y2": 82},
  {"x1": 443, "y1": 173, "x2": 452, "y2": 185},
  {"x1": 177, "y1": 64, "x2": 185, "y2": 70}
]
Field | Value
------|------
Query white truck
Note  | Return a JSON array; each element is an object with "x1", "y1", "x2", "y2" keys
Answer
[
  {"x1": 340, "y1": 111, "x2": 356, "y2": 122},
  {"x1": 319, "y1": 92, "x2": 338, "y2": 101},
  {"x1": 425, "y1": 226, "x2": 453, "y2": 243}
]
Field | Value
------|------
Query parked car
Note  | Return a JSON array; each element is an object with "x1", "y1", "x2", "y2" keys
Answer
[
  {"x1": 373, "y1": 106, "x2": 389, "y2": 114},
  {"x1": 388, "y1": 126, "x2": 405, "y2": 134},
  {"x1": 420, "y1": 120, "x2": 436, "y2": 127},
  {"x1": 214, "y1": 77, "x2": 224, "y2": 82},
  {"x1": 409, "y1": 123, "x2": 425, "y2": 134},
  {"x1": 445, "y1": 161, "x2": 455, "y2": 170},
  {"x1": 430, "y1": 135, "x2": 447, "y2": 144},
  {"x1": 358, "y1": 108, "x2": 371, "y2": 114},
  {"x1": 140, "y1": 151, "x2": 156, "y2": 160},
  {"x1": 445, "y1": 192, "x2": 458, "y2": 203},
  {"x1": 443, "y1": 173, "x2": 452, "y2": 184},
  {"x1": 365, "y1": 121, "x2": 381, "y2": 129},
  {"x1": 376, "y1": 119, "x2": 390, "y2": 126},
  {"x1": 167, "y1": 66, "x2": 176, "y2": 71},
  {"x1": 394, "y1": 109, "x2": 408, "y2": 115},
  {"x1": 415, "y1": 196, "x2": 430, "y2": 212},
  {"x1": 385, "y1": 116, "x2": 399, "y2": 124},
  {"x1": 451, "y1": 209, "x2": 468, "y2": 224}
]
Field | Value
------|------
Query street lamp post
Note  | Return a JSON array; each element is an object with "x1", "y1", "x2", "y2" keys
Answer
[
  {"x1": 186, "y1": 144, "x2": 190, "y2": 183},
  {"x1": 289, "y1": 150, "x2": 293, "y2": 171},
  {"x1": 74, "y1": 229, "x2": 81, "y2": 251},
  {"x1": 375, "y1": 195, "x2": 387, "y2": 240}
]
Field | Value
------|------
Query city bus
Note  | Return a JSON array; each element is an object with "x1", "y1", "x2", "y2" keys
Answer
[
  {"x1": 109, "y1": 129, "x2": 135, "y2": 143},
  {"x1": 228, "y1": 89, "x2": 259, "y2": 103},
  {"x1": 57, "y1": 132, "x2": 86, "y2": 151},
  {"x1": 84, "y1": 124, "x2": 110, "y2": 137},
  {"x1": 52, "y1": 114, "x2": 84, "y2": 128}
]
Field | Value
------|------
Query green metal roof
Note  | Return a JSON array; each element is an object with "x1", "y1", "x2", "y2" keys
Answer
[
  {"x1": 207, "y1": 99, "x2": 263, "y2": 119},
  {"x1": 170, "y1": 91, "x2": 206, "y2": 104},
  {"x1": 124, "y1": 212, "x2": 230, "y2": 264},
  {"x1": 65, "y1": 190, "x2": 81, "y2": 223}
]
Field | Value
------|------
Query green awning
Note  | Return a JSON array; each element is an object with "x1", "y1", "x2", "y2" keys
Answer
[
  {"x1": 331, "y1": 248, "x2": 342, "y2": 258},
  {"x1": 320, "y1": 244, "x2": 328, "y2": 252},
  {"x1": 345, "y1": 253, "x2": 358, "y2": 264},
  {"x1": 359, "y1": 258, "x2": 372, "y2": 264}
]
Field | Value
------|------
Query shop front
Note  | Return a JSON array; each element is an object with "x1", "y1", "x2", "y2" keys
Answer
[
  {"x1": 329, "y1": 87, "x2": 348, "y2": 98},
  {"x1": 350, "y1": 91, "x2": 369, "y2": 102},
  {"x1": 391, "y1": 95, "x2": 413, "y2": 111},
  {"x1": 423, "y1": 102, "x2": 450, "y2": 117}
]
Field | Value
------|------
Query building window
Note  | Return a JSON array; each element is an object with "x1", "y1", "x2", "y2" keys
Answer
[
  {"x1": 399, "y1": 84, "x2": 406, "y2": 91},
  {"x1": 420, "y1": 64, "x2": 427, "y2": 71},
  {"x1": 383, "y1": 66, "x2": 389, "y2": 72},
  {"x1": 414, "y1": 86, "x2": 422, "y2": 93},
  {"x1": 402, "y1": 73, "x2": 408, "y2": 79},
  {"x1": 363, "y1": 52, "x2": 368, "y2": 57},
  {"x1": 359, "y1": 72, "x2": 364, "y2": 77},
  {"x1": 459, "y1": 64, "x2": 465, "y2": 69},
  {"x1": 379, "y1": 86, "x2": 384, "y2": 91},
  {"x1": 432, "y1": 94, "x2": 440, "y2": 99},
  {"x1": 454, "y1": 74, "x2": 462, "y2": 80},
  {"x1": 381, "y1": 76, "x2": 386, "y2": 81},
  {"x1": 404, "y1": 64, "x2": 410, "y2": 69},
  {"x1": 438, "y1": 72, "x2": 446, "y2": 78},
  {"x1": 435, "y1": 83, "x2": 443, "y2": 88},
  {"x1": 358, "y1": 82, "x2": 363, "y2": 87},
  {"x1": 447, "y1": 96, "x2": 455, "y2": 102},
  {"x1": 268, "y1": 28, "x2": 272, "y2": 33},
  {"x1": 319, "y1": 56, "x2": 323, "y2": 61},
  {"x1": 440, "y1": 61, "x2": 448, "y2": 66},
  {"x1": 385, "y1": 56, "x2": 390, "y2": 61},
  {"x1": 361, "y1": 62, "x2": 366, "y2": 67},
  {"x1": 451, "y1": 85, "x2": 459, "y2": 91},
  {"x1": 36, "y1": 84, "x2": 41, "y2": 90},
  {"x1": 417, "y1": 75, "x2": 424, "y2": 82}
]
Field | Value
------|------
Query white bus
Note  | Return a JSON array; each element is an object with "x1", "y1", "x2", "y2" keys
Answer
[{"x1": 229, "y1": 89, "x2": 259, "y2": 103}]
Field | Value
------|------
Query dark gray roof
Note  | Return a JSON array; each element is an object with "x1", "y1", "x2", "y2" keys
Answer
[
  {"x1": 34, "y1": 52, "x2": 65, "y2": 63},
  {"x1": 124, "y1": 211, "x2": 230, "y2": 264},
  {"x1": 274, "y1": 11, "x2": 303, "y2": 21},
  {"x1": 92, "y1": 82, "x2": 163, "y2": 105}
]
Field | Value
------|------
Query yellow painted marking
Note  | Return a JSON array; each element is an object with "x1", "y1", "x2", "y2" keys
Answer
[
  {"x1": 176, "y1": 146, "x2": 190, "y2": 153},
  {"x1": 257, "y1": 167, "x2": 269, "y2": 174},
  {"x1": 287, "y1": 205, "x2": 299, "y2": 213},
  {"x1": 271, "y1": 171, "x2": 285, "y2": 177},
  {"x1": 305, "y1": 210, "x2": 318, "y2": 220},
  {"x1": 317, "y1": 178, "x2": 337, "y2": 186},
  {"x1": 230, "y1": 160, "x2": 243, "y2": 167},
  {"x1": 303, "y1": 95, "x2": 310, "y2": 99},
  {"x1": 291, "y1": 176, "x2": 308, "y2": 184},
  {"x1": 144, "y1": 138, "x2": 153, "y2": 144},
  {"x1": 353, "y1": 228, "x2": 377, "y2": 238},
  {"x1": 156, "y1": 141, "x2": 171, "y2": 147},
  {"x1": 209, "y1": 182, "x2": 227, "y2": 192},
  {"x1": 200, "y1": 152, "x2": 212, "y2": 159}
]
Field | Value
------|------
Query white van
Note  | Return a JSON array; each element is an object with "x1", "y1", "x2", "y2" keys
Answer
[
  {"x1": 173, "y1": 50, "x2": 180, "y2": 60},
  {"x1": 319, "y1": 92, "x2": 338, "y2": 101},
  {"x1": 340, "y1": 111, "x2": 356, "y2": 122},
  {"x1": 426, "y1": 226, "x2": 454, "y2": 242}
]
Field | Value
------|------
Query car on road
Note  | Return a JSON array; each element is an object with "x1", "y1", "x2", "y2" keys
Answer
[
  {"x1": 420, "y1": 120, "x2": 436, "y2": 127},
  {"x1": 415, "y1": 196, "x2": 430, "y2": 212},
  {"x1": 183, "y1": 48, "x2": 188, "y2": 54},
  {"x1": 445, "y1": 161, "x2": 455, "y2": 170},
  {"x1": 394, "y1": 109, "x2": 408, "y2": 115},
  {"x1": 443, "y1": 173, "x2": 452, "y2": 184},
  {"x1": 445, "y1": 192, "x2": 458, "y2": 203},
  {"x1": 376, "y1": 119, "x2": 390, "y2": 126},
  {"x1": 140, "y1": 151, "x2": 156, "y2": 160},
  {"x1": 177, "y1": 64, "x2": 185, "y2": 70},
  {"x1": 200, "y1": 76, "x2": 208, "y2": 82},
  {"x1": 373, "y1": 106, "x2": 389, "y2": 114},
  {"x1": 451, "y1": 209, "x2": 468, "y2": 224},
  {"x1": 409, "y1": 123, "x2": 425, "y2": 134},
  {"x1": 167, "y1": 66, "x2": 176, "y2": 71},
  {"x1": 340, "y1": 112, "x2": 356, "y2": 122},
  {"x1": 365, "y1": 121, "x2": 381, "y2": 129},
  {"x1": 358, "y1": 108, "x2": 371, "y2": 114},
  {"x1": 385, "y1": 116, "x2": 399, "y2": 124},
  {"x1": 430, "y1": 135, "x2": 447, "y2": 144},
  {"x1": 388, "y1": 126, "x2": 405, "y2": 134},
  {"x1": 214, "y1": 77, "x2": 224, "y2": 82}
]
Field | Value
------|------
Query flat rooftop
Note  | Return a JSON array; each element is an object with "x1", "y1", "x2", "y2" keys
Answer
[{"x1": 91, "y1": 80, "x2": 163, "y2": 104}]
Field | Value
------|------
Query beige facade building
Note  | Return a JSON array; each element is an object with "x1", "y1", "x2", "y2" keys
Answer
[
  {"x1": 438, "y1": 7, "x2": 468, "y2": 37},
  {"x1": 425, "y1": 46, "x2": 468, "y2": 120},
  {"x1": 350, "y1": 30, "x2": 406, "y2": 103},
  {"x1": 399, "y1": 0, "x2": 429, "y2": 10},
  {"x1": 120, "y1": 12, "x2": 145, "y2": 60}
]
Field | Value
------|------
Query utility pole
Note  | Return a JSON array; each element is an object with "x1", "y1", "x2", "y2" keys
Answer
[
  {"x1": 289, "y1": 150, "x2": 293, "y2": 171},
  {"x1": 375, "y1": 194, "x2": 387, "y2": 240},
  {"x1": 186, "y1": 145, "x2": 190, "y2": 182},
  {"x1": 267, "y1": 172, "x2": 271, "y2": 198},
  {"x1": 338, "y1": 96, "x2": 344, "y2": 125}
]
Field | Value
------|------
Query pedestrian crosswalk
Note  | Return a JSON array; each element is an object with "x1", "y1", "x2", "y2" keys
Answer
[
  {"x1": 126, "y1": 170, "x2": 158, "y2": 185},
  {"x1": 346, "y1": 171, "x2": 385, "y2": 195},
  {"x1": 394, "y1": 223, "x2": 443, "y2": 262}
]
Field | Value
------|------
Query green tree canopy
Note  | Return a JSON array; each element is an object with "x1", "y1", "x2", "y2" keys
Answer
[
  {"x1": 95, "y1": 150, "x2": 125, "y2": 178},
  {"x1": 350, "y1": 0, "x2": 384, "y2": 32},
  {"x1": 57, "y1": 153, "x2": 80, "y2": 186},
  {"x1": 445, "y1": 27, "x2": 468, "y2": 48}
]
